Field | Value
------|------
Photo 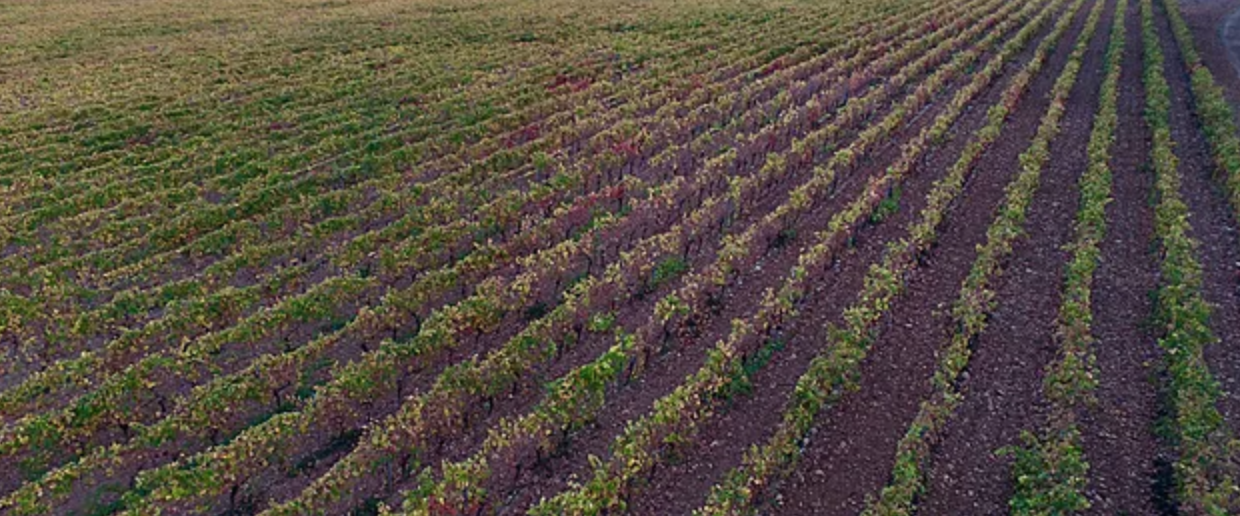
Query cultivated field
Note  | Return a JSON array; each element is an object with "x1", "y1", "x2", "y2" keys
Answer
[{"x1": 2, "y1": 0, "x2": 1240, "y2": 513}]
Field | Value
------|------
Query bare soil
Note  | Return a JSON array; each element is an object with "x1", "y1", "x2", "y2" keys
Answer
[
  {"x1": 1078, "y1": 0, "x2": 1172, "y2": 513},
  {"x1": 913, "y1": 0, "x2": 1109, "y2": 512}
]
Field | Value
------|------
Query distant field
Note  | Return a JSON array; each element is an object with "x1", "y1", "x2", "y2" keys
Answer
[{"x1": 2, "y1": 0, "x2": 1240, "y2": 513}]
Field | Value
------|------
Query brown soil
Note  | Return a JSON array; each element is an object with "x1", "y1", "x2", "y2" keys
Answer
[
  {"x1": 1078, "y1": 0, "x2": 1172, "y2": 513},
  {"x1": 765, "y1": 1, "x2": 1095, "y2": 513},
  {"x1": 915, "y1": 0, "x2": 1109, "y2": 512}
]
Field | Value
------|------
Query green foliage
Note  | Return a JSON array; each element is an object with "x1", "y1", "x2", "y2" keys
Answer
[
  {"x1": 869, "y1": 185, "x2": 901, "y2": 223},
  {"x1": 587, "y1": 312, "x2": 617, "y2": 333},
  {"x1": 1003, "y1": 429, "x2": 1091, "y2": 515},
  {"x1": 648, "y1": 256, "x2": 689, "y2": 291}
]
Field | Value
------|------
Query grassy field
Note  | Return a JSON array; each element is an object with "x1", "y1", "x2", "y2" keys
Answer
[{"x1": 2, "y1": 0, "x2": 1240, "y2": 514}]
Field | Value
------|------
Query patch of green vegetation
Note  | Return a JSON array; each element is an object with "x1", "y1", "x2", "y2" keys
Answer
[
  {"x1": 648, "y1": 256, "x2": 689, "y2": 291},
  {"x1": 870, "y1": 185, "x2": 901, "y2": 224},
  {"x1": 587, "y1": 312, "x2": 617, "y2": 333}
]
